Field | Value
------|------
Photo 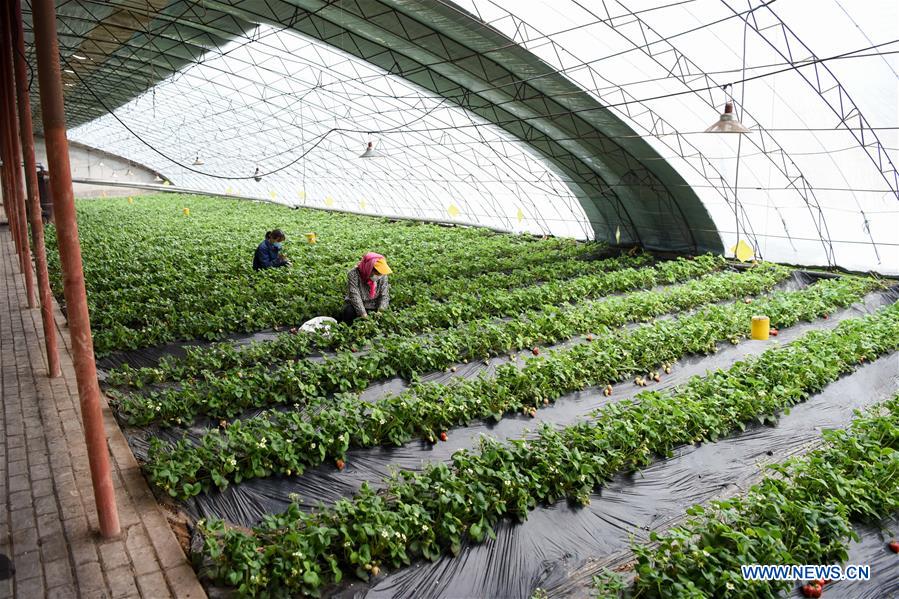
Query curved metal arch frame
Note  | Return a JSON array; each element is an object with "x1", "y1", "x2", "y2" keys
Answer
[
  {"x1": 29, "y1": 0, "x2": 882, "y2": 262},
  {"x1": 62, "y1": 21, "x2": 587, "y2": 233},
  {"x1": 458, "y1": 0, "x2": 766, "y2": 260},
  {"x1": 37, "y1": 0, "x2": 627, "y2": 237},
  {"x1": 40, "y1": 2, "x2": 581, "y2": 229},
  {"x1": 723, "y1": 0, "x2": 899, "y2": 200},
  {"x1": 28, "y1": 0, "x2": 730, "y2": 254},
  {"x1": 563, "y1": 0, "x2": 839, "y2": 265},
  {"x1": 200, "y1": 0, "x2": 656, "y2": 250}
]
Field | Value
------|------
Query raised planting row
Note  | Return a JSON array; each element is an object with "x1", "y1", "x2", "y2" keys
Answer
[
  {"x1": 46, "y1": 194, "x2": 603, "y2": 354},
  {"x1": 145, "y1": 275, "x2": 881, "y2": 497},
  {"x1": 594, "y1": 392, "x2": 899, "y2": 599},
  {"x1": 195, "y1": 302, "x2": 899, "y2": 597},
  {"x1": 111, "y1": 254, "x2": 717, "y2": 389},
  {"x1": 105, "y1": 251, "x2": 654, "y2": 388},
  {"x1": 120, "y1": 262, "x2": 787, "y2": 426}
]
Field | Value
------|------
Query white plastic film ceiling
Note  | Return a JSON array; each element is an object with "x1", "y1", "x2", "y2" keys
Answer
[{"x1": 67, "y1": 0, "x2": 899, "y2": 273}]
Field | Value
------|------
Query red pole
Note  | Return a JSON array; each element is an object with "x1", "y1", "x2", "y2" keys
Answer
[
  {"x1": 0, "y1": 16, "x2": 28, "y2": 278},
  {"x1": 10, "y1": 0, "x2": 60, "y2": 375},
  {"x1": 1, "y1": 56, "x2": 22, "y2": 268},
  {"x1": 1, "y1": 5, "x2": 35, "y2": 307},
  {"x1": 0, "y1": 105, "x2": 10, "y2": 232},
  {"x1": 32, "y1": 0, "x2": 120, "y2": 537},
  {"x1": 0, "y1": 67, "x2": 21, "y2": 258}
]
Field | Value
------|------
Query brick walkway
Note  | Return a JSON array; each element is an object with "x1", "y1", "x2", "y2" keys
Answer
[{"x1": 0, "y1": 222, "x2": 206, "y2": 598}]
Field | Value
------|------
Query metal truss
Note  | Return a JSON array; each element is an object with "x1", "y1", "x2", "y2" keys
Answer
[
  {"x1": 537, "y1": 0, "x2": 838, "y2": 264},
  {"x1": 25, "y1": 0, "x2": 730, "y2": 253},
  {"x1": 721, "y1": 0, "x2": 899, "y2": 201},
  {"x1": 18, "y1": 0, "x2": 891, "y2": 265}
]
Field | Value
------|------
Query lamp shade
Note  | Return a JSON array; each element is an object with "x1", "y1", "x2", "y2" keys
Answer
[
  {"x1": 705, "y1": 101, "x2": 751, "y2": 133},
  {"x1": 359, "y1": 141, "x2": 381, "y2": 158}
]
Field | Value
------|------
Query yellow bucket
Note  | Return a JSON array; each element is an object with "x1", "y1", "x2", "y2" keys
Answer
[
  {"x1": 751, "y1": 315, "x2": 770, "y2": 340},
  {"x1": 305, "y1": 232, "x2": 317, "y2": 244},
  {"x1": 182, "y1": 207, "x2": 190, "y2": 216}
]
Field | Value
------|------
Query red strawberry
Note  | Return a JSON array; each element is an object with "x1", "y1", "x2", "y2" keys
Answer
[
  {"x1": 801, "y1": 583, "x2": 822, "y2": 598},
  {"x1": 586, "y1": 334, "x2": 594, "y2": 342},
  {"x1": 888, "y1": 540, "x2": 899, "y2": 553},
  {"x1": 823, "y1": 314, "x2": 829, "y2": 319},
  {"x1": 770, "y1": 328, "x2": 778, "y2": 336},
  {"x1": 335, "y1": 459, "x2": 345, "y2": 471},
  {"x1": 439, "y1": 431, "x2": 448, "y2": 442},
  {"x1": 532, "y1": 347, "x2": 540, "y2": 355}
]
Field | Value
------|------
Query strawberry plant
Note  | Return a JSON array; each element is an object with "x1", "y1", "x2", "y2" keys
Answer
[
  {"x1": 46, "y1": 194, "x2": 608, "y2": 355},
  {"x1": 196, "y1": 305, "x2": 899, "y2": 596},
  {"x1": 144, "y1": 275, "x2": 881, "y2": 497},
  {"x1": 116, "y1": 256, "x2": 744, "y2": 425},
  {"x1": 614, "y1": 392, "x2": 899, "y2": 598},
  {"x1": 106, "y1": 250, "x2": 656, "y2": 388}
]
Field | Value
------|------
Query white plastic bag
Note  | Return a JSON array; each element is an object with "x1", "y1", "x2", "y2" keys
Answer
[{"x1": 299, "y1": 316, "x2": 337, "y2": 337}]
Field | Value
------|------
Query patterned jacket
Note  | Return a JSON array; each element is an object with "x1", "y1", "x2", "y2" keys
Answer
[{"x1": 345, "y1": 267, "x2": 390, "y2": 316}]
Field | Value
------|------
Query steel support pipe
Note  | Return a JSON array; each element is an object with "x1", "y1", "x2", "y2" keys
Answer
[
  {"x1": 0, "y1": 90, "x2": 13, "y2": 241},
  {"x1": 0, "y1": 38, "x2": 25, "y2": 271},
  {"x1": 0, "y1": 55, "x2": 21, "y2": 266},
  {"x1": 31, "y1": 0, "x2": 120, "y2": 537},
  {"x1": 10, "y1": 0, "x2": 60, "y2": 374},
  {"x1": 0, "y1": 13, "x2": 28, "y2": 277},
  {"x1": 0, "y1": 60, "x2": 21, "y2": 260},
  {"x1": 0, "y1": 4, "x2": 35, "y2": 306}
]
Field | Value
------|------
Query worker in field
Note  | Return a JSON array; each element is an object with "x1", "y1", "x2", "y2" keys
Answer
[
  {"x1": 338, "y1": 252, "x2": 392, "y2": 323},
  {"x1": 253, "y1": 229, "x2": 290, "y2": 270}
]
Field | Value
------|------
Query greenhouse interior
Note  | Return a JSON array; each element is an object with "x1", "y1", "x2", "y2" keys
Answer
[{"x1": 0, "y1": 0, "x2": 896, "y2": 598}]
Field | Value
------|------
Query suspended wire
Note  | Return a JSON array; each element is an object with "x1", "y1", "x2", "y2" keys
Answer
[
  {"x1": 42, "y1": 0, "x2": 898, "y2": 256},
  {"x1": 833, "y1": 0, "x2": 899, "y2": 79},
  {"x1": 57, "y1": 34, "x2": 899, "y2": 180}
]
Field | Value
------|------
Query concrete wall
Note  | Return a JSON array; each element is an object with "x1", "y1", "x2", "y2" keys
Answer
[{"x1": 33, "y1": 137, "x2": 159, "y2": 198}]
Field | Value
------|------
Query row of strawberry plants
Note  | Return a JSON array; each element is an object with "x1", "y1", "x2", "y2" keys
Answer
[
  {"x1": 85, "y1": 231, "x2": 596, "y2": 352},
  {"x1": 70, "y1": 197, "x2": 590, "y2": 300},
  {"x1": 119, "y1": 263, "x2": 788, "y2": 426},
  {"x1": 597, "y1": 392, "x2": 899, "y2": 598},
  {"x1": 145, "y1": 275, "x2": 879, "y2": 498},
  {"x1": 389, "y1": 246, "x2": 648, "y2": 305},
  {"x1": 52, "y1": 195, "x2": 604, "y2": 353},
  {"x1": 195, "y1": 302, "x2": 899, "y2": 597},
  {"x1": 105, "y1": 251, "x2": 654, "y2": 388}
]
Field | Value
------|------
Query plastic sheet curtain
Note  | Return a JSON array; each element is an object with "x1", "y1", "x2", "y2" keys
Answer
[
  {"x1": 66, "y1": 0, "x2": 898, "y2": 273},
  {"x1": 452, "y1": 0, "x2": 899, "y2": 273},
  {"x1": 67, "y1": 24, "x2": 594, "y2": 240}
]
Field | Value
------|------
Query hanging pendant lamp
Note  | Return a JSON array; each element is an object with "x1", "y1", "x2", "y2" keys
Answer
[
  {"x1": 359, "y1": 140, "x2": 381, "y2": 158},
  {"x1": 706, "y1": 84, "x2": 751, "y2": 134}
]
